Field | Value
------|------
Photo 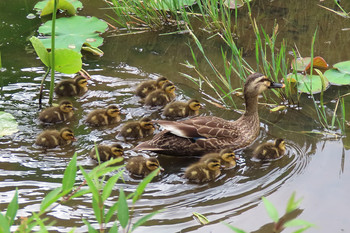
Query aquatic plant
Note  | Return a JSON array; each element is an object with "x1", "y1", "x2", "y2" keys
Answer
[
  {"x1": 34, "y1": 0, "x2": 83, "y2": 16},
  {"x1": 0, "y1": 111, "x2": 18, "y2": 137}
]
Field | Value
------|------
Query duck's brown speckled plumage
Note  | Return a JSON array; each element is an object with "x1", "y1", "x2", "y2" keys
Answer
[{"x1": 134, "y1": 73, "x2": 284, "y2": 156}]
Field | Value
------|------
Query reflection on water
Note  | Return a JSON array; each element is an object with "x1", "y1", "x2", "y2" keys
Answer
[{"x1": 1, "y1": 0, "x2": 350, "y2": 232}]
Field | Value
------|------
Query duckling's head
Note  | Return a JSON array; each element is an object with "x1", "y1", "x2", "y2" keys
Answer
[
  {"x1": 219, "y1": 148, "x2": 237, "y2": 163},
  {"x1": 244, "y1": 73, "x2": 284, "y2": 97},
  {"x1": 188, "y1": 99, "x2": 202, "y2": 111},
  {"x1": 146, "y1": 157, "x2": 163, "y2": 173},
  {"x1": 106, "y1": 105, "x2": 120, "y2": 117},
  {"x1": 140, "y1": 117, "x2": 155, "y2": 130},
  {"x1": 75, "y1": 75, "x2": 88, "y2": 88},
  {"x1": 162, "y1": 82, "x2": 176, "y2": 94},
  {"x1": 110, "y1": 143, "x2": 124, "y2": 157},
  {"x1": 60, "y1": 128, "x2": 76, "y2": 141},
  {"x1": 275, "y1": 138, "x2": 286, "y2": 152},
  {"x1": 59, "y1": 100, "x2": 74, "y2": 113},
  {"x1": 205, "y1": 158, "x2": 221, "y2": 171},
  {"x1": 156, "y1": 76, "x2": 169, "y2": 88}
]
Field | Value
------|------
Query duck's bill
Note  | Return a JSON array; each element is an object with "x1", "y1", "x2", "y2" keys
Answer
[{"x1": 269, "y1": 82, "x2": 285, "y2": 88}]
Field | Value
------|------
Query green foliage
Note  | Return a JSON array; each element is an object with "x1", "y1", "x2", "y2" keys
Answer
[
  {"x1": 0, "y1": 111, "x2": 19, "y2": 137},
  {"x1": 5, "y1": 189, "x2": 18, "y2": 226},
  {"x1": 193, "y1": 212, "x2": 210, "y2": 225},
  {"x1": 34, "y1": 0, "x2": 82, "y2": 16},
  {"x1": 324, "y1": 68, "x2": 350, "y2": 85},
  {"x1": 62, "y1": 153, "x2": 78, "y2": 192},
  {"x1": 117, "y1": 189, "x2": 129, "y2": 228},
  {"x1": 132, "y1": 168, "x2": 160, "y2": 203},
  {"x1": 262, "y1": 197, "x2": 279, "y2": 223},
  {"x1": 295, "y1": 73, "x2": 329, "y2": 94},
  {"x1": 38, "y1": 16, "x2": 108, "y2": 53}
]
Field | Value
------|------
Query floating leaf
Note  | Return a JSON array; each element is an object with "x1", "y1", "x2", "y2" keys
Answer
[
  {"x1": 295, "y1": 73, "x2": 329, "y2": 94},
  {"x1": 34, "y1": 0, "x2": 82, "y2": 16},
  {"x1": 38, "y1": 16, "x2": 108, "y2": 53},
  {"x1": 324, "y1": 68, "x2": 350, "y2": 85},
  {"x1": 193, "y1": 212, "x2": 209, "y2": 225},
  {"x1": 304, "y1": 56, "x2": 328, "y2": 72},
  {"x1": 52, "y1": 49, "x2": 82, "y2": 74},
  {"x1": 291, "y1": 56, "x2": 328, "y2": 72},
  {"x1": 153, "y1": 0, "x2": 196, "y2": 10},
  {"x1": 270, "y1": 105, "x2": 286, "y2": 112},
  {"x1": 0, "y1": 112, "x2": 18, "y2": 137},
  {"x1": 333, "y1": 60, "x2": 350, "y2": 74}
]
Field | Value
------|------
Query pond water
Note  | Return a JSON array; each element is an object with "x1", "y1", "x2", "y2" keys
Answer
[{"x1": 1, "y1": 0, "x2": 350, "y2": 232}]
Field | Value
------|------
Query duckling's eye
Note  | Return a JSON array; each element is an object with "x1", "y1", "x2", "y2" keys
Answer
[{"x1": 67, "y1": 133, "x2": 74, "y2": 137}]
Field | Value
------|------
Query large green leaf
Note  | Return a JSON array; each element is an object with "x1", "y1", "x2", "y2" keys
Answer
[
  {"x1": 34, "y1": 0, "x2": 83, "y2": 16},
  {"x1": 295, "y1": 74, "x2": 329, "y2": 94},
  {"x1": 0, "y1": 112, "x2": 18, "y2": 137},
  {"x1": 324, "y1": 68, "x2": 350, "y2": 85},
  {"x1": 333, "y1": 60, "x2": 350, "y2": 74},
  {"x1": 51, "y1": 49, "x2": 82, "y2": 74},
  {"x1": 153, "y1": 0, "x2": 196, "y2": 10},
  {"x1": 38, "y1": 16, "x2": 108, "y2": 53},
  {"x1": 29, "y1": 36, "x2": 50, "y2": 67}
]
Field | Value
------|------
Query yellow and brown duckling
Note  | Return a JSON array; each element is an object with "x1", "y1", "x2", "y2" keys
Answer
[
  {"x1": 144, "y1": 82, "x2": 176, "y2": 106},
  {"x1": 39, "y1": 100, "x2": 74, "y2": 123},
  {"x1": 90, "y1": 143, "x2": 124, "y2": 162},
  {"x1": 199, "y1": 148, "x2": 237, "y2": 169},
  {"x1": 126, "y1": 156, "x2": 163, "y2": 177},
  {"x1": 185, "y1": 157, "x2": 221, "y2": 183},
  {"x1": 120, "y1": 117, "x2": 155, "y2": 139},
  {"x1": 86, "y1": 105, "x2": 121, "y2": 126},
  {"x1": 163, "y1": 99, "x2": 202, "y2": 118},
  {"x1": 54, "y1": 75, "x2": 88, "y2": 97},
  {"x1": 135, "y1": 76, "x2": 169, "y2": 99},
  {"x1": 252, "y1": 138, "x2": 286, "y2": 160},
  {"x1": 35, "y1": 128, "x2": 76, "y2": 148}
]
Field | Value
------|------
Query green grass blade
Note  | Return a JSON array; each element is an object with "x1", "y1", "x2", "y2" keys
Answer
[
  {"x1": 82, "y1": 219, "x2": 98, "y2": 233},
  {"x1": 132, "y1": 168, "x2": 159, "y2": 204},
  {"x1": 79, "y1": 166, "x2": 99, "y2": 203},
  {"x1": 223, "y1": 222, "x2": 247, "y2": 233},
  {"x1": 131, "y1": 210, "x2": 162, "y2": 231},
  {"x1": 105, "y1": 201, "x2": 119, "y2": 223},
  {"x1": 117, "y1": 188, "x2": 129, "y2": 229},
  {"x1": 262, "y1": 197, "x2": 279, "y2": 223},
  {"x1": 62, "y1": 153, "x2": 77, "y2": 192},
  {"x1": 0, "y1": 213, "x2": 10, "y2": 233},
  {"x1": 5, "y1": 188, "x2": 18, "y2": 226},
  {"x1": 102, "y1": 170, "x2": 124, "y2": 202}
]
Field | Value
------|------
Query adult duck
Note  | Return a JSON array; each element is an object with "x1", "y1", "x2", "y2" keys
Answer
[{"x1": 134, "y1": 73, "x2": 284, "y2": 156}]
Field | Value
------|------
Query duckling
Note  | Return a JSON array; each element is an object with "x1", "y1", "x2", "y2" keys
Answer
[
  {"x1": 120, "y1": 117, "x2": 155, "y2": 139},
  {"x1": 163, "y1": 99, "x2": 202, "y2": 118},
  {"x1": 86, "y1": 105, "x2": 121, "y2": 126},
  {"x1": 199, "y1": 148, "x2": 237, "y2": 169},
  {"x1": 144, "y1": 82, "x2": 176, "y2": 106},
  {"x1": 90, "y1": 143, "x2": 124, "y2": 162},
  {"x1": 39, "y1": 100, "x2": 74, "y2": 123},
  {"x1": 35, "y1": 128, "x2": 76, "y2": 148},
  {"x1": 54, "y1": 75, "x2": 88, "y2": 97},
  {"x1": 135, "y1": 76, "x2": 169, "y2": 98},
  {"x1": 185, "y1": 158, "x2": 221, "y2": 183},
  {"x1": 126, "y1": 156, "x2": 163, "y2": 177},
  {"x1": 252, "y1": 138, "x2": 286, "y2": 160}
]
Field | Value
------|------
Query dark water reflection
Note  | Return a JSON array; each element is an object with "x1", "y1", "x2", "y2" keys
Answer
[{"x1": 1, "y1": 0, "x2": 350, "y2": 232}]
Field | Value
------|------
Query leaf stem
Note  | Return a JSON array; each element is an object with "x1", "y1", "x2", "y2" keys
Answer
[{"x1": 49, "y1": 0, "x2": 57, "y2": 105}]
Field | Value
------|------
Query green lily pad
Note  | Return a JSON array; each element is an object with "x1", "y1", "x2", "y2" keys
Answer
[
  {"x1": 224, "y1": 0, "x2": 251, "y2": 9},
  {"x1": 0, "y1": 112, "x2": 18, "y2": 137},
  {"x1": 34, "y1": 0, "x2": 82, "y2": 16},
  {"x1": 38, "y1": 16, "x2": 108, "y2": 53},
  {"x1": 295, "y1": 73, "x2": 329, "y2": 94},
  {"x1": 153, "y1": 0, "x2": 196, "y2": 10},
  {"x1": 291, "y1": 57, "x2": 311, "y2": 72},
  {"x1": 324, "y1": 68, "x2": 350, "y2": 85},
  {"x1": 333, "y1": 61, "x2": 350, "y2": 74}
]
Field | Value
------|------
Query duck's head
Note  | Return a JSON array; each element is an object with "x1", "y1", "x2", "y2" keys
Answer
[
  {"x1": 206, "y1": 158, "x2": 221, "y2": 171},
  {"x1": 59, "y1": 100, "x2": 74, "y2": 113},
  {"x1": 162, "y1": 82, "x2": 176, "y2": 95},
  {"x1": 140, "y1": 117, "x2": 155, "y2": 130},
  {"x1": 110, "y1": 143, "x2": 124, "y2": 157},
  {"x1": 244, "y1": 73, "x2": 284, "y2": 97},
  {"x1": 188, "y1": 99, "x2": 202, "y2": 111},
  {"x1": 219, "y1": 148, "x2": 237, "y2": 165},
  {"x1": 106, "y1": 105, "x2": 120, "y2": 117},
  {"x1": 275, "y1": 138, "x2": 286, "y2": 152},
  {"x1": 60, "y1": 128, "x2": 76, "y2": 141},
  {"x1": 146, "y1": 157, "x2": 163, "y2": 174},
  {"x1": 75, "y1": 75, "x2": 88, "y2": 88},
  {"x1": 156, "y1": 76, "x2": 169, "y2": 88}
]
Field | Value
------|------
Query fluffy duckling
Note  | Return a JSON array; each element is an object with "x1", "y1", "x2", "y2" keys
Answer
[
  {"x1": 39, "y1": 100, "x2": 74, "y2": 123},
  {"x1": 163, "y1": 99, "x2": 202, "y2": 118},
  {"x1": 184, "y1": 158, "x2": 221, "y2": 183},
  {"x1": 86, "y1": 105, "x2": 121, "y2": 126},
  {"x1": 126, "y1": 156, "x2": 163, "y2": 177},
  {"x1": 135, "y1": 76, "x2": 169, "y2": 98},
  {"x1": 253, "y1": 138, "x2": 286, "y2": 160},
  {"x1": 90, "y1": 143, "x2": 124, "y2": 162},
  {"x1": 120, "y1": 117, "x2": 155, "y2": 139},
  {"x1": 54, "y1": 75, "x2": 88, "y2": 97},
  {"x1": 199, "y1": 148, "x2": 237, "y2": 169},
  {"x1": 35, "y1": 128, "x2": 76, "y2": 148},
  {"x1": 144, "y1": 82, "x2": 176, "y2": 106}
]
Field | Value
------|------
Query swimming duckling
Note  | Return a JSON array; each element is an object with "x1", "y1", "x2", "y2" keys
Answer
[
  {"x1": 35, "y1": 128, "x2": 76, "y2": 148},
  {"x1": 185, "y1": 158, "x2": 221, "y2": 183},
  {"x1": 163, "y1": 99, "x2": 202, "y2": 118},
  {"x1": 199, "y1": 148, "x2": 237, "y2": 169},
  {"x1": 144, "y1": 82, "x2": 176, "y2": 106},
  {"x1": 54, "y1": 75, "x2": 88, "y2": 97},
  {"x1": 39, "y1": 100, "x2": 74, "y2": 123},
  {"x1": 135, "y1": 76, "x2": 169, "y2": 98},
  {"x1": 90, "y1": 143, "x2": 124, "y2": 162},
  {"x1": 86, "y1": 105, "x2": 121, "y2": 126},
  {"x1": 252, "y1": 138, "x2": 286, "y2": 160},
  {"x1": 126, "y1": 156, "x2": 163, "y2": 177},
  {"x1": 120, "y1": 117, "x2": 155, "y2": 139}
]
